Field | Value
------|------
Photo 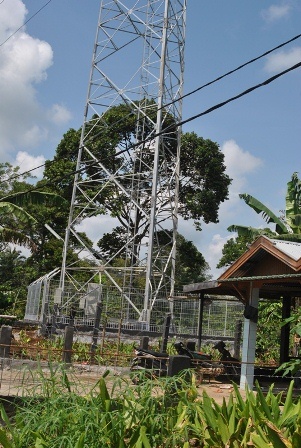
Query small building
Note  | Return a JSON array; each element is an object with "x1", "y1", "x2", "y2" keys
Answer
[{"x1": 183, "y1": 235, "x2": 301, "y2": 389}]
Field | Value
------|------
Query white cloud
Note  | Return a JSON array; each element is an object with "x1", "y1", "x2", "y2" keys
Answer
[
  {"x1": 0, "y1": 0, "x2": 27, "y2": 43},
  {"x1": 207, "y1": 234, "x2": 232, "y2": 278},
  {"x1": 14, "y1": 151, "x2": 46, "y2": 179},
  {"x1": 0, "y1": 0, "x2": 70, "y2": 162},
  {"x1": 48, "y1": 104, "x2": 72, "y2": 126},
  {"x1": 76, "y1": 215, "x2": 119, "y2": 244},
  {"x1": 0, "y1": 0, "x2": 53, "y2": 159},
  {"x1": 261, "y1": 4, "x2": 291, "y2": 22},
  {"x1": 191, "y1": 141, "x2": 264, "y2": 278},
  {"x1": 222, "y1": 139, "x2": 263, "y2": 202},
  {"x1": 264, "y1": 47, "x2": 301, "y2": 73}
]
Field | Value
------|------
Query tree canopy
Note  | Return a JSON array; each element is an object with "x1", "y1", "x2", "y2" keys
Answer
[
  {"x1": 0, "y1": 103, "x2": 232, "y2": 315},
  {"x1": 43, "y1": 103, "x2": 230, "y2": 287},
  {"x1": 43, "y1": 105, "x2": 231, "y2": 233}
]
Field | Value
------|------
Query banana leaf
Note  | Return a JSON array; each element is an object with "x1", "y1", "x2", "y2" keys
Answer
[
  {"x1": 0, "y1": 226, "x2": 37, "y2": 251},
  {"x1": 227, "y1": 225, "x2": 277, "y2": 239},
  {"x1": 0, "y1": 191, "x2": 68, "y2": 207},
  {"x1": 286, "y1": 173, "x2": 301, "y2": 228},
  {"x1": 0, "y1": 202, "x2": 37, "y2": 225},
  {"x1": 239, "y1": 194, "x2": 288, "y2": 235}
]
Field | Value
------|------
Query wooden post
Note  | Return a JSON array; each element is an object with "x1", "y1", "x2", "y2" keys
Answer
[
  {"x1": 62, "y1": 325, "x2": 74, "y2": 364},
  {"x1": 51, "y1": 304, "x2": 58, "y2": 337},
  {"x1": 100, "y1": 317, "x2": 107, "y2": 356},
  {"x1": 168, "y1": 355, "x2": 190, "y2": 376},
  {"x1": 116, "y1": 319, "x2": 122, "y2": 356},
  {"x1": 233, "y1": 320, "x2": 242, "y2": 359},
  {"x1": 140, "y1": 336, "x2": 149, "y2": 349},
  {"x1": 0, "y1": 326, "x2": 12, "y2": 359},
  {"x1": 280, "y1": 296, "x2": 291, "y2": 364},
  {"x1": 91, "y1": 302, "x2": 102, "y2": 353},
  {"x1": 161, "y1": 313, "x2": 171, "y2": 353}
]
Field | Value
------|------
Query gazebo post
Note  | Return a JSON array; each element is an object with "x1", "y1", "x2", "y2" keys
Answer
[
  {"x1": 240, "y1": 286, "x2": 259, "y2": 390},
  {"x1": 280, "y1": 296, "x2": 291, "y2": 364}
]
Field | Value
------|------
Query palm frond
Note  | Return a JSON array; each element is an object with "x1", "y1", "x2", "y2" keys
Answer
[
  {"x1": 227, "y1": 225, "x2": 277, "y2": 239},
  {"x1": 286, "y1": 173, "x2": 301, "y2": 228}
]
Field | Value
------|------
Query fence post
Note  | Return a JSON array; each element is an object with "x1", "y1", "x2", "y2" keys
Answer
[
  {"x1": 168, "y1": 355, "x2": 190, "y2": 376},
  {"x1": 91, "y1": 302, "x2": 102, "y2": 353},
  {"x1": 140, "y1": 336, "x2": 149, "y2": 349},
  {"x1": 197, "y1": 292, "x2": 205, "y2": 351},
  {"x1": 50, "y1": 304, "x2": 58, "y2": 337},
  {"x1": 62, "y1": 325, "x2": 74, "y2": 364},
  {"x1": 0, "y1": 325, "x2": 12, "y2": 359},
  {"x1": 161, "y1": 313, "x2": 171, "y2": 353}
]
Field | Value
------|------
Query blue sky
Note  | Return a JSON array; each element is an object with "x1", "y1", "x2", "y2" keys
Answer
[{"x1": 0, "y1": 0, "x2": 300, "y2": 278}]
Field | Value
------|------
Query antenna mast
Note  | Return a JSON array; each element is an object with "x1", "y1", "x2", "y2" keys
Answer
[{"x1": 60, "y1": 0, "x2": 187, "y2": 328}]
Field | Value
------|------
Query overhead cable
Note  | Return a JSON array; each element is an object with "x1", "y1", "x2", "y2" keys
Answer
[
  {"x1": 153, "y1": 60, "x2": 301, "y2": 139},
  {"x1": 1, "y1": 48, "x2": 300, "y2": 191},
  {"x1": 3, "y1": 59, "x2": 300, "y2": 202},
  {"x1": 0, "y1": 0, "x2": 53, "y2": 48},
  {"x1": 163, "y1": 32, "x2": 301, "y2": 109}
]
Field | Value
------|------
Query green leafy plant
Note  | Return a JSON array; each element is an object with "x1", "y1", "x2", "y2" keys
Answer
[{"x1": 2, "y1": 365, "x2": 301, "y2": 447}]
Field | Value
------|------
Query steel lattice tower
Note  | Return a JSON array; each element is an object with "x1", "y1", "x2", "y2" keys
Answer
[{"x1": 60, "y1": 0, "x2": 187, "y2": 327}]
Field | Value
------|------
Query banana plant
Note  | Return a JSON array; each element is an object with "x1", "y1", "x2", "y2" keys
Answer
[
  {"x1": 0, "y1": 191, "x2": 67, "y2": 250},
  {"x1": 228, "y1": 172, "x2": 301, "y2": 242}
]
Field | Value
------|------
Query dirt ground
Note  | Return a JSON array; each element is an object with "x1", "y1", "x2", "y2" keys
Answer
[
  {"x1": 0, "y1": 359, "x2": 245, "y2": 405},
  {"x1": 198, "y1": 381, "x2": 242, "y2": 404}
]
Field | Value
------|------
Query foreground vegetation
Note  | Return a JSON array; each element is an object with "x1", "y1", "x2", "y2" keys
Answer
[{"x1": 0, "y1": 366, "x2": 301, "y2": 447}]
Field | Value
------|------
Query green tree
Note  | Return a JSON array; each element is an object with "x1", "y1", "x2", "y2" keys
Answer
[
  {"x1": 0, "y1": 163, "x2": 75, "y2": 310},
  {"x1": 97, "y1": 228, "x2": 210, "y2": 288},
  {"x1": 217, "y1": 235, "x2": 253, "y2": 268},
  {"x1": 42, "y1": 104, "x2": 230, "y2": 284},
  {"x1": 44, "y1": 106, "x2": 230, "y2": 231},
  {"x1": 173, "y1": 233, "x2": 210, "y2": 288},
  {"x1": 0, "y1": 247, "x2": 38, "y2": 316}
]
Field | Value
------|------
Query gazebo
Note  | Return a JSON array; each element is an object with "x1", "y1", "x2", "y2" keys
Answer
[{"x1": 183, "y1": 236, "x2": 301, "y2": 389}]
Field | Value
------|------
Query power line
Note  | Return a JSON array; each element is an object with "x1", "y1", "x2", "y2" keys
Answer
[
  {"x1": 2, "y1": 58, "x2": 300, "y2": 203},
  {"x1": 1, "y1": 59, "x2": 301, "y2": 200},
  {"x1": 0, "y1": 0, "x2": 53, "y2": 48},
  {"x1": 163, "y1": 32, "x2": 301, "y2": 109},
  {"x1": 1, "y1": 35, "x2": 300, "y2": 189},
  {"x1": 0, "y1": 30, "x2": 299, "y2": 183},
  {"x1": 153, "y1": 60, "x2": 301, "y2": 139}
]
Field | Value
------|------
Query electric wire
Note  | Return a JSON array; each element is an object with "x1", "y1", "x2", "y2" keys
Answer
[
  {"x1": 165, "y1": 60, "x2": 301, "y2": 133},
  {"x1": 162, "y1": 32, "x2": 301, "y2": 110},
  {"x1": 1, "y1": 57, "x2": 300, "y2": 204},
  {"x1": 1, "y1": 31, "x2": 300, "y2": 185},
  {"x1": 0, "y1": 0, "x2": 54, "y2": 48}
]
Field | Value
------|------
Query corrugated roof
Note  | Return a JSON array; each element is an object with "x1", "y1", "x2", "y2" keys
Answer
[
  {"x1": 270, "y1": 239, "x2": 301, "y2": 261},
  {"x1": 183, "y1": 236, "x2": 301, "y2": 301}
]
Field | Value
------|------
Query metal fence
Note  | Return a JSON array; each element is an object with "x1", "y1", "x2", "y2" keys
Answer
[{"x1": 25, "y1": 277, "x2": 244, "y2": 338}]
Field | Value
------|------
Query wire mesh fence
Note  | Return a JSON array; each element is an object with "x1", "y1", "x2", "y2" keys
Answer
[
  {"x1": 0, "y1": 334, "x2": 297, "y2": 398},
  {"x1": 25, "y1": 278, "x2": 244, "y2": 338}
]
